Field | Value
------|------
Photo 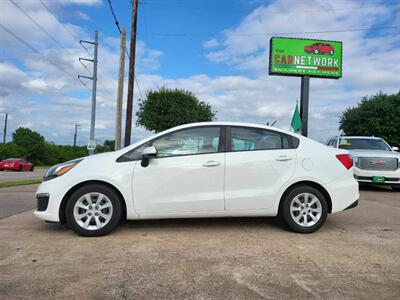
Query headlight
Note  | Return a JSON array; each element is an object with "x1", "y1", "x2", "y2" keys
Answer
[{"x1": 43, "y1": 159, "x2": 82, "y2": 181}]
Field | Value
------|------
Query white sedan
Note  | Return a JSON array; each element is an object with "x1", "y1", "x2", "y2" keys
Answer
[{"x1": 35, "y1": 122, "x2": 359, "y2": 236}]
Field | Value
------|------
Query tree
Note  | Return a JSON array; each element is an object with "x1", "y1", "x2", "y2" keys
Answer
[
  {"x1": 339, "y1": 91, "x2": 400, "y2": 147},
  {"x1": 0, "y1": 143, "x2": 22, "y2": 161},
  {"x1": 136, "y1": 87, "x2": 216, "y2": 133},
  {"x1": 12, "y1": 127, "x2": 46, "y2": 164}
]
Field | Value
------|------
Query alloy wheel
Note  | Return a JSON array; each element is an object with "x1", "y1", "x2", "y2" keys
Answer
[
  {"x1": 73, "y1": 192, "x2": 113, "y2": 231},
  {"x1": 289, "y1": 193, "x2": 322, "y2": 227}
]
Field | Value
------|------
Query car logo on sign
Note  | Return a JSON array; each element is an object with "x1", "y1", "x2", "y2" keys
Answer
[{"x1": 370, "y1": 160, "x2": 385, "y2": 165}]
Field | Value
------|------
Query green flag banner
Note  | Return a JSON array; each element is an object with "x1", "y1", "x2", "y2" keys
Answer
[{"x1": 291, "y1": 103, "x2": 303, "y2": 132}]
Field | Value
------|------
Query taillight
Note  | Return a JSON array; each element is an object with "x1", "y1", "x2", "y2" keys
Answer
[{"x1": 336, "y1": 154, "x2": 353, "y2": 169}]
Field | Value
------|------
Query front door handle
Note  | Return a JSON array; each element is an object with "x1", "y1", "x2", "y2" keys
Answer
[
  {"x1": 202, "y1": 160, "x2": 221, "y2": 167},
  {"x1": 275, "y1": 156, "x2": 293, "y2": 161}
]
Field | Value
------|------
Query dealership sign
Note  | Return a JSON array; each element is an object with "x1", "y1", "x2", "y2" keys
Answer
[{"x1": 269, "y1": 37, "x2": 343, "y2": 79}]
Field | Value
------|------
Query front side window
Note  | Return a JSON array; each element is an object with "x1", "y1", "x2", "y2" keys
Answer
[
  {"x1": 153, "y1": 127, "x2": 220, "y2": 158},
  {"x1": 231, "y1": 127, "x2": 283, "y2": 151}
]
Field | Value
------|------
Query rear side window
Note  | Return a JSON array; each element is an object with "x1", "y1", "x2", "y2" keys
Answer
[{"x1": 229, "y1": 127, "x2": 298, "y2": 151}]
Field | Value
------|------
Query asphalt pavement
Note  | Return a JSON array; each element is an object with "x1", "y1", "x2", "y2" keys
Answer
[
  {"x1": 0, "y1": 169, "x2": 47, "y2": 183},
  {"x1": 0, "y1": 184, "x2": 38, "y2": 219},
  {"x1": 0, "y1": 185, "x2": 399, "y2": 299}
]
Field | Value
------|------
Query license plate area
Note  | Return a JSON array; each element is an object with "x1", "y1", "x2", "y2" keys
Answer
[{"x1": 372, "y1": 176, "x2": 385, "y2": 183}]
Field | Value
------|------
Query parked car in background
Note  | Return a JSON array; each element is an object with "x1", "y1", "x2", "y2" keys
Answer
[
  {"x1": 326, "y1": 136, "x2": 400, "y2": 191},
  {"x1": 35, "y1": 122, "x2": 359, "y2": 237},
  {"x1": 0, "y1": 158, "x2": 34, "y2": 171}
]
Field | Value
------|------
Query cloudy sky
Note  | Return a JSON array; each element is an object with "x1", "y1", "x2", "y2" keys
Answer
[{"x1": 0, "y1": 0, "x2": 399, "y2": 146}]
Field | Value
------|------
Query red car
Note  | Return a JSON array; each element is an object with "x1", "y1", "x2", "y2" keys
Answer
[
  {"x1": 304, "y1": 43, "x2": 334, "y2": 55},
  {"x1": 0, "y1": 158, "x2": 34, "y2": 171}
]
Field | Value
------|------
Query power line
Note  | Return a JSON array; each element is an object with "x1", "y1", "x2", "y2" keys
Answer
[
  {"x1": 9, "y1": 0, "x2": 72, "y2": 54},
  {"x1": 0, "y1": 23, "x2": 78, "y2": 81},
  {"x1": 107, "y1": 0, "x2": 144, "y2": 100},
  {"x1": 143, "y1": 25, "x2": 400, "y2": 37},
  {"x1": 107, "y1": 0, "x2": 122, "y2": 33}
]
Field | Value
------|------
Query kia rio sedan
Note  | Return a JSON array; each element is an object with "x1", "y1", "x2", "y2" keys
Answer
[{"x1": 35, "y1": 122, "x2": 359, "y2": 237}]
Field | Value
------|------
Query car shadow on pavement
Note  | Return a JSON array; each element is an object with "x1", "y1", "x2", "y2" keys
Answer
[
  {"x1": 122, "y1": 216, "x2": 284, "y2": 232},
  {"x1": 359, "y1": 184, "x2": 396, "y2": 192}
]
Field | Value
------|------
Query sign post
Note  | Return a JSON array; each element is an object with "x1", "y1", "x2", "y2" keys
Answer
[
  {"x1": 300, "y1": 75, "x2": 310, "y2": 136},
  {"x1": 269, "y1": 37, "x2": 342, "y2": 136}
]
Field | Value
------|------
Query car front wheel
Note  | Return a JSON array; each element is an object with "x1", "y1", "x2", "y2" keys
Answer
[
  {"x1": 281, "y1": 186, "x2": 328, "y2": 233},
  {"x1": 66, "y1": 184, "x2": 122, "y2": 237}
]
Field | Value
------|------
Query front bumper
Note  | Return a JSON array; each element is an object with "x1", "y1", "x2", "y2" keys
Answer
[
  {"x1": 33, "y1": 178, "x2": 69, "y2": 223},
  {"x1": 353, "y1": 167, "x2": 400, "y2": 185}
]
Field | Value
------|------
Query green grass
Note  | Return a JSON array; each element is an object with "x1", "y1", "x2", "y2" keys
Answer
[
  {"x1": 0, "y1": 179, "x2": 42, "y2": 188},
  {"x1": 35, "y1": 166, "x2": 50, "y2": 169}
]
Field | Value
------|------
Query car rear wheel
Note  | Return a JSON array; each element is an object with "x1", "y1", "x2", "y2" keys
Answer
[
  {"x1": 281, "y1": 186, "x2": 328, "y2": 233},
  {"x1": 329, "y1": 50, "x2": 333, "y2": 55},
  {"x1": 392, "y1": 186, "x2": 400, "y2": 191},
  {"x1": 18, "y1": 165, "x2": 23, "y2": 172},
  {"x1": 30, "y1": 166, "x2": 34, "y2": 171},
  {"x1": 314, "y1": 49, "x2": 319, "y2": 54},
  {"x1": 66, "y1": 184, "x2": 122, "y2": 237}
]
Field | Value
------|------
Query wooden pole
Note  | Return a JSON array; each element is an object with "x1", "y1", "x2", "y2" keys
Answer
[
  {"x1": 124, "y1": 0, "x2": 138, "y2": 147},
  {"x1": 115, "y1": 27, "x2": 126, "y2": 150}
]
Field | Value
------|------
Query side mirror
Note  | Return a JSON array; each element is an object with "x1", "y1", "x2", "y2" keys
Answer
[
  {"x1": 141, "y1": 146, "x2": 157, "y2": 167},
  {"x1": 392, "y1": 146, "x2": 399, "y2": 151}
]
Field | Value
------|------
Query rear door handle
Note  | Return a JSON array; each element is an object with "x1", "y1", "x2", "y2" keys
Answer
[
  {"x1": 202, "y1": 160, "x2": 221, "y2": 167},
  {"x1": 275, "y1": 156, "x2": 293, "y2": 161}
]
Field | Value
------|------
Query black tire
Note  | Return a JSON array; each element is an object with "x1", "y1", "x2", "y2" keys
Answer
[
  {"x1": 30, "y1": 166, "x2": 34, "y2": 171},
  {"x1": 66, "y1": 184, "x2": 122, "y2": 237},
  {"x1": 18, "y1": 165, "x2": 23, "y2": 172},
  {"x1": 281, "y1": 185, "x2": 328, "y2": 234},
  {"x1": 392, "y1": 186, "x2": 400, "y2": 191},
  {"x1": 314, "y1": 49, "x2": 319, "y2": 54}
]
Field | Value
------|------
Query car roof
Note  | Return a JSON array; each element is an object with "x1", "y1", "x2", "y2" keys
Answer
[{"x1": 170, "y1": 121, "x2": 296, "y2": 135}]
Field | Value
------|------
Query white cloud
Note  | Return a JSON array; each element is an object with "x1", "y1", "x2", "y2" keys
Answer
[
  {"x1": 203, "y1": 38, "x2": 219, "y2": 49},
  {"x1": 60, "y1": 0, "x2": 102, "y2": 6}
]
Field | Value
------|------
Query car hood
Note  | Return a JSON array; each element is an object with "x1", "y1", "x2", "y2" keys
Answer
[{"x1": 347, "y1": 149, "x2": 400, "y2": 158}]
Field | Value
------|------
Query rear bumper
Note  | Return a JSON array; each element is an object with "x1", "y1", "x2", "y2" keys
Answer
[
  {"x1": 326, "y1": 177, "x2": 359, "y2": 213},
  {"x1": 344, "y1": 200, "x2": 358, "y2": 210}
]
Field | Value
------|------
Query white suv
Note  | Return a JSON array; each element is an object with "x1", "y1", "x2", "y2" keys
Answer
[{"x1": 327, "y1": 136, "x2": 400, "y2": 190}]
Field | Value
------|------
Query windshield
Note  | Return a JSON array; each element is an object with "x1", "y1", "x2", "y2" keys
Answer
[{"x1": 338, "y1": 138, "x2": 391, "y2": 151}]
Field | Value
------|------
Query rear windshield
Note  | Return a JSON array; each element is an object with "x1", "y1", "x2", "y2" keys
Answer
[{"x1": 338, "y1": 138, "x2": 390, "y2": 151}]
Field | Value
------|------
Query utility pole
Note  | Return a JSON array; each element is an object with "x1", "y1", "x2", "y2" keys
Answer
[
  {"x1": 3, "y1": 113, "x2": 8, "y2": 144},
  {"x1": 124, "y1": 0, "x2": 139, "y2": 147},
  {"x1": 300, "y1": 76, "x2": 310, "y2": 137},
  {"x1": 78, "y1": 31, "x2": 99, "y2": 154},
  {"x1": 115, "y1": 27, "x2": 126, "y2": 150},
  {"x1": 73, "y1": 124, "x2": 80, "y2": 147}
]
